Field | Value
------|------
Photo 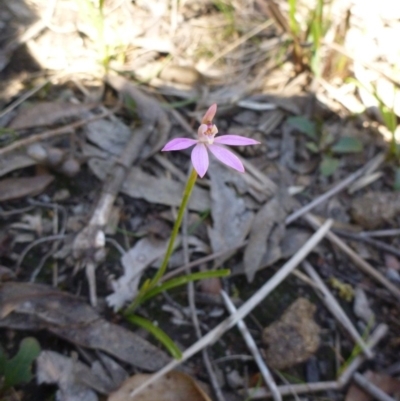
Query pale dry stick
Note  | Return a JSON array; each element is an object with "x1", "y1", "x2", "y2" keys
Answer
[
  {"x1": 0, "y1": 109, "x2": 108, "y2": 157},
  {"x1": 285, "y1": 152, "x2": 385, "y2": 225},
  {"x1": 302, "y1": 261, "x2": 372, "y2": 358},
  {"x1": 348, "y1": 172, "x2": 384, "y2": 194},
  {"x1": 182, "y1": 211, "x2": 226, "y2": 401},
  {"x1": 305, "y1": 213, "x2": 400, "y2": 301},
  {"x1": 248, "y1": 323, "x2": 388, "y2": 399},
  {"x1": 0, "y1": 80, "x2": 50, "y2": 119},
  {"x1": 361, "y1": 228, "x2": 400, "y2": 238},
  {"x1": 16, "y1": 234, "x2": 67, "y2": 270},
  {"x1": 272, "y1": 371, "x2": 301, "y2": 401},
  {"x1": 204, "y1": 19, "x2": 274, "y2": 68},
  {"x1": 336, "y1": 230, "x2": 400, "y2": 259},
  {"x1": 247, "y1": 381, "x2": 339, "y2": 399},
  {"x1": 129, "y1": 219, "x2": 333, "y2": 398},
  {"x1": 353, "y1": 373, "x2": 396, "y2": 401},
  {"x1": 220, "y1": 290, "x2": 282, "y2": 401},
  {"x1": 338, "y1": 323, "x2": 388, "y2": 387}
]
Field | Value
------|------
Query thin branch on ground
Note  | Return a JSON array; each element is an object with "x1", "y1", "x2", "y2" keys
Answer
[
  {"x1": 305, "y1": 213, "x2": 400, "y2": 301},
  {"x1": 0, "y1": 108, "x2": 109, "y2": 157},
  {"x1": 335, "y1": 230, "x2": 400, "y2": 259},
  {"x1": 220, "y1": 290, "x2": 282, "y2": 401},
  {"x1": 302, "y1": 261, "x2": 372, "y2": 358},
  {"x1": 337, "y1": 324, "x2": 389, "y2": 386},
  {"x1": 183, "y1": 204, "x2": 225, "y2": 401},
  {"x1": 353, "y1": 373, "x2": 396, "y2": 401},
  {"x1": 285, "y1": 152, "x2": 385, "y2": 225},
  {"x1": 16, "y1": 234, "x2": 67, "y2": 271}
]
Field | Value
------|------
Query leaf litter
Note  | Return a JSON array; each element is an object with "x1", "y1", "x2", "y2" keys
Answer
[{"x1": 1, "y1": 0, "x2": 400, "y2": 399}]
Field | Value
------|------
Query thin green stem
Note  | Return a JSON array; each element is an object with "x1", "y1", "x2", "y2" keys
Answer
[
  {"x1": 150, "y1": 168, "x2": 198, "y2": 286},
  {"x1": 124, "y1": 168, "x2": 198, "y2": 314}
]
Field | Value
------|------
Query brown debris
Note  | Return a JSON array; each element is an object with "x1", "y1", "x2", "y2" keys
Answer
[
  {"x1": 262, "y1": 298, "x2": 321, "y2": 370},
  {"x1": 350, "y1": 191, "x2": 400, "y2": 229}
]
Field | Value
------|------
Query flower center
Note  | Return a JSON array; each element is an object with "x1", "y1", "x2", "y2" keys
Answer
[{"x1": 198, "y1": 123, "x2": 218, "y2": 145}]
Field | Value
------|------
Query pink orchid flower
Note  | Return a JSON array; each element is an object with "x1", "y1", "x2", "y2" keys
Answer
[{"x1": 162, "y1": 104, "x2": 260, "y2": 177}]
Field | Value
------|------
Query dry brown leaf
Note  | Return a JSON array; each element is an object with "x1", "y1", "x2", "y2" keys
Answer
[
  {"x1": 108, "y1": 371, "x2": 211, "y2": 401},
  {"x1": 106, "y1": 74, "x2": 171, "y2": 157},
  {"x1": 243, "y1": 194, "x2": 286, "y2": 282},
  {"x1": 86, "y1": 148, "x2": 210, "y2": 212},
  {"x1": 85, "y1": 117, "x2": 131, "y2": 156},
  {"x1": 0, "y1": 282, "x2": 171, "y2": 371},
  {"x1": 107, "y1": 237, "x2": 172, "y2": 310},
  {"x1": 0, "y1": 152, "x2": 36, "y2": 177},
  {"x1": 207, "y1": 160, "x2": 254, "y2": 266},
  {"x1": 9, "y1": 102, "x2": 96, "y2": 130},
  {"x1": 36, "y1": 350, "x2": 120, "y2": 397},
  {"x1": 0, "y1": 175, "x2": 54, "y2": 202}
]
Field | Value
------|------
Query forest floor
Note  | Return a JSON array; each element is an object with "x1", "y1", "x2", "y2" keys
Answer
[{"x1": 1, "y1": 1, "x2": 400, "y2": 400}]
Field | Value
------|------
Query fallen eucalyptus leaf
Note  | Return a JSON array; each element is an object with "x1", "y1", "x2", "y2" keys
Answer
[
  {"x1": 9, "y1": 102, "x2": 96, "y2": 130},
  {"x1": 0, "y1": 282, "x2": 171, "y2": 371},
  {"x1": 86, "y1": 148, "x2": 210, "y2": 212},
  {"x1": 207, "y1": 161, "x2": 253, "y2": 266},
  {"x1": 108, "y1": 371, "x2": 211, "y2": 401},
  {"x1": 0, "y1": 175, "x2": 54, "y2": 202},
  {"x1": 107, "y1": 237, "x2": 171, "y2": 310}
]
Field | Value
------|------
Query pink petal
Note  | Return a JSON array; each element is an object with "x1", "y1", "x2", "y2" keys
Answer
[
  {"x1": 162, "y1": 138, "x2": 198, "y2": 151},
  {"x1": 207, "y1": 144, "x2": 245, "y2": 173},
  {"x1": 191, "y1": 143, "x2": 209, "y2": 178},
  {"x1": 201, "y1": 104, "x2": 217, "y2": 124},
  {"x1": 213, "y1": 135, "x2": 260, "y2": 146}
]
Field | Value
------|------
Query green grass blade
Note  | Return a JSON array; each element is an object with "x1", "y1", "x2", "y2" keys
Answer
[
  {"x1": 125, "y1": 314, "x2": 182, "y2": 359},
  {"x1": 141, "y1": 269, "x2": 230, "y2": 303}
]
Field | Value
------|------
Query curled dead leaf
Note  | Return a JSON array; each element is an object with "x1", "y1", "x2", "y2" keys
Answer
[{"x1": 108, "y1": 371, "x2": 211, "y2": 401}]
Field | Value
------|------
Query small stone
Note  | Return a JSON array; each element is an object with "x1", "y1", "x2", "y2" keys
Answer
[
  {"x1": 262, "y1": 298, "x2": 321, "y2": 370},
  {"x1": 53, "y1": 189, "x2": 70, "y2": 201},
  {"x1": 47, "y1": 147, "x2": 65, "y2": 166},
  {"x1": 60, "y1": 158, "x2": 80, "y2": 177},
  {"x1": 27, "y1": 143, "x2": 47, "y2": 162}
]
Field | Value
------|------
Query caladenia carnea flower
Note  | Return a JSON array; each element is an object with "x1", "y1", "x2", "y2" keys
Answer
[{"x1": 162, "y1": 104, "x2": 260, "y2": 177}]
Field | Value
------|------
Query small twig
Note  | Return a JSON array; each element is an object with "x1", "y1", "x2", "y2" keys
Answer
[
  {"x1": 105, "y1": 237, "x2": 127, "y2": 256},
  {"x1": 335, "y1": 230, "x2": 400, "y2": 259},
  {"x1": 246, "y1": 381, "x2": 339, "y2": 399},
  {"x1": 205, "y1": 19, "x2": 274, "y2": 68},
  {"x1": 129, "y1": 220, "x2": 332, "y2": 398},
  {"x1": 220, "y1": 290, "x2": 281, "y2": 401},
  {"x1": 0, "y1": 109, "x2": 110, "y2": 157},
  {"x1": 16, "y1": 234, "x2": 67, "y2": 271},
  {"x1": 353, "y1": 373, "x2": 396, "y2": 401},
  {"x1": 305, "y1": 213, "x2": 400, "y2": 301},
  {"x1": 302, "y1": 261, "x2": 372, "y2": 358},
  {"x1": 0, "y1": 80, "x2": 50, "y2": 119},
  {"x1": 286, "y1": 153, "x2": 384, "y2": 225},
  {"x1": 183, "y1": 204, "x2": 225, "y2": 401},
  {"x1": 359, "y1": 228, "x2": 400, "y2": 238},
  {"x1": 338, "y1": 323, "x2": 388, "y2": 386}
]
